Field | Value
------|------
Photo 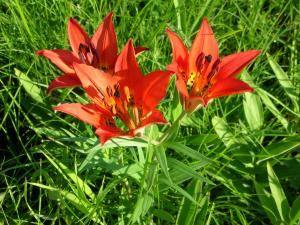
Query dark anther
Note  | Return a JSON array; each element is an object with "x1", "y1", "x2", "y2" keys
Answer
[
  {"x1": 113, "y1": 83, "x2": 120, "y2": 98},
  {"x1": 105, "y1": 119, "x2": 114, "y2": 127},
  {"x1": 205, "y1": 54, "x2": 212, "y2": 63},
  {"x1": 89, "y1": 43, "x2": 99, "y2": 67},
  {"x1": 114, "y1": 89, "x2": 120, "y2": 98},
  {"x1": 78, "y1": 43, "x2": 89, "y2": 64},
  {"x1": 196, "y1": 52, "x2": 205, "y2": 72},
  {"x1": 207, "y1": 58, "x2": 221, "y2": 81}
]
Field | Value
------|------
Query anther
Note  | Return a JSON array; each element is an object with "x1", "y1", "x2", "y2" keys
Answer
[
  {"x1": 205, "y1": 54, "x2": 212, "y2": 63},
  {"x1": 196, "y1": 52, "x2": 205, "y2": 72}
]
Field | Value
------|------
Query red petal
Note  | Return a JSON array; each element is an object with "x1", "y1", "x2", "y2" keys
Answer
[
  {"x1": 47, "y1": 74, "x2": 81, "y2": 93},
  {"x1": 166, "y1": 63, "x2": 189, "y2": 97},
  {"x1": 216, "y1": 50, "x2": 261, "y2": 81},
  {"x1": 136, "y1": 70, "x2": 172, "y2": 115},
  {"x1": 139, "y1": 109, "x2": 167, "y2": 129},
  {"x1": 114, "y1": 39, "x2": 143, "y2": 89},
  {"x1": 68, "y1": 18, "x2": 91, "y2": 57},
  {"x1": 208, "y1": 78, "x2": 254, "y2": 100},
  {"x1": 134, "y1": 46, "x2": 149, "y2": 56},
  {"x1": 36, "y1": 49, "x2": 80, "y2": 74},
  {"x1": 189, "y1": 17, "x2": 218, "y2": 73},
  {"x1": 53, "y1": 103, "x2": 103, "y2": 127},
  {"x1": 165, "y1": 28, "x2": 188, "y2": 66},
  {"x1": 73, "y1": 63, "x2": 117, "y2": 109},
  {"x1": 91, "y1": 12, "x2": 118, "y2": 69},
  {"x1": 95, "y1": 127, "x2": 128, "y2": 145}
]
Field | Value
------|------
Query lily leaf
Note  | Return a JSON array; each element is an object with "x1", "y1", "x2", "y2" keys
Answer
[
  {"x1": 15, "y1": 68, "x2": 44, "y2": 104},
  {"x1": 267, "y1": 162, "x2": 290, "y2": 222},
  {"x1": 267, "y1": 53, "x2": 299, "y2": 112}
]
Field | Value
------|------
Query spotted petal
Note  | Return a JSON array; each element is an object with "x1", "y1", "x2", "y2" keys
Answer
[
  {"x1": 189, "y1": 17, "x2": 218, "y2": 73},
  {"x1": 68, "y1": 18, "x2": 91, "y2": 58}
]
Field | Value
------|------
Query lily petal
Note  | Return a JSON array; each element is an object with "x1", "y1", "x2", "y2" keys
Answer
[
  {"x1": 95, "y1": 126, "x2": 128, "y2": 145},
  {"x1": 139, "y1": 109, "x2": 167, "y2": 128},
  {"x1": 91, "y1": 12, "x2": 118, "y2": 69},
  {"x1": 165, "y1": 28, "x2": 188, "y2": 66},
  {"x1": 134, "y1": 46, "x2": 149, "y2": 56},
  {"x1": 68, "y1": 18, "x2": 91, "y2": 57},
  {"x1": 189, "y1": 17, "x2": 218, "y2": 73},
  {"x1": 114, "y1": 39, "x2": 143, "y2": 89},
  {"x1": 47, "y1": 73, "x2": 81, "y2": 93},
  {"x1": 73, "y1": 63, "x2": 117, "y2": 109},
  {"x1": 166, "y1": 62, "x2": 189, "y2": 97},
  {"x1": 137, "y1": 70, "x2": 172, "y2": 115},
  {"x1": 53, "y1": 103, "x2": 103, "y2": 127},
  {"x1": 208, "y1": 78, "x2": 254, "y2": 100},
  {"x1": 36, "y1": 49, "x2": 80, "y2": 74},
  {"x1": 216, "y1": 50, "x2": 261, "y2": 81}
]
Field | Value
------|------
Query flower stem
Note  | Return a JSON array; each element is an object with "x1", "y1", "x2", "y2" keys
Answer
[{"x1": 158, "y1": 110, "x2": 186, "y2": 143}]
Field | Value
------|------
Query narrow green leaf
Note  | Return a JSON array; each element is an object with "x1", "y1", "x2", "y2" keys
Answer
[
  {"x1": 290, "y1": 195, "x2": 300, "y2": 224},
  {"x1": 256, "y1": 88, "x2": 289, "y2": 129},
  {"x1": 254, "y1": 182, "x2": 279, "y2": 224},
  {"x1": 152, "y1": 209, "x2": 175, "y2": 223},
  {"x1": 160, "y1": 177, "x2": 199, "y2": 205},
  {"x1": 177, "y1": 179, "x2": 205, "y2": 225},
  {"x1": 267, "y1": 53, "x2": 299, "y2": 112},
  {"x1": 212, "y1": 116, "x2": 238, "y2": 147},
  {"x1": 165, "y1": 142, "x2": 213, "y2": 165},
  {"x1": 155, "y1": 145, "x2": 171, "y2": 180},
  {"x1": 43, "y1": 152, "x2": 96, "y2": 201},
  {"x1": 257, "y1": 141, "x2": 300, "y2": 164},
  {"x1": 267, "y1": 162, "x2": 290, "y2": 222},
  {"x1": 243, "y1": 92, "x2": 264, "y2": 130},
  {"x1": 167, "y1": 158, "x2": 214, "y2": 185},
  {"x1": 15, "y1": 68, "x2": 44, "y2": 103}
]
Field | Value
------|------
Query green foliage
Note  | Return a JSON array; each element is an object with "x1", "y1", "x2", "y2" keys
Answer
[{"x1": 1, "y1": 0, "x2": 300, "y2": 224}]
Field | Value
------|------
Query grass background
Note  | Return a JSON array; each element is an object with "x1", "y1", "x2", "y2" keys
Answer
[{"x1": 1, "y1": 0, "x2": 300, "y2": 224}]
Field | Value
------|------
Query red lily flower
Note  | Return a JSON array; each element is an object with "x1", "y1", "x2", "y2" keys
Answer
[
  {"x1": 36, "y1": 12, "x2": 147, "y2": 93},
  {"x1": 53, "y1": 39, "x2": 171, "y2": 144},
  {"x1": 166, "y1": 17, "x2": 261, "y2": 113}
]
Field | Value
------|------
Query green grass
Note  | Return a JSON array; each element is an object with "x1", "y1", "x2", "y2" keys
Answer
[{"x1": 1, "y1": 0, "x2": 300, "y2": 224}]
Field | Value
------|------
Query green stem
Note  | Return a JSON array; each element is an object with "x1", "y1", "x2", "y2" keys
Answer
[{"x1": 158, "y1": 110, "x2": 186, "y2": 143}]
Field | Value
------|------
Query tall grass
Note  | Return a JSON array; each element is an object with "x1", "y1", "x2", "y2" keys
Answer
[{"x1": 1, "y1": 0, "x2": 299, "y2": 224}]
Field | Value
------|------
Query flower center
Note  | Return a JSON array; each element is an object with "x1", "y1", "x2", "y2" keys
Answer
[
  {"x1": 187, "y1": 53, "x2": 220, "y2": 97},
  {"x1": 102, "y1": 84, "x2": 143, "y2": 131},
  {"x1": 78, "y1": 43, "x2": 100, "y2": 69}
]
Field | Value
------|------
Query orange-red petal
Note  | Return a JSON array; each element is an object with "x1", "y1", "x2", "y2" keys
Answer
[
  {"x1": 208, "y1": 78, "x2": 254, "y2": 100},
  {"x1": 114, "y1": 39, "x2": 143, "y2": 89},
  {"x1": 189, "y1": 17, "x2": 218, "y2": 73},
  {"x1": 73, "y1": 63, "x2": 117, "y2": 110},
  {"x1": 47, "y1": 73, "x2": 81, "y2": 93},
  {"x1": 91, "y1": 12, "x2": 118, "y2": 69},
  {"x1": 165, "y1": 28, "x2": 188, "y2": 66},
  {"x1": 95, "y1": 126, "x2": 128, "y2": 145},
  {"x1": 216, "y1": 50, "x2": 261, "y2": 81},
  {"x1": 53, "y1": 103, "x2": 103, "y2": 127},
  {"x1": 68, "y1": 18, "x2": 91, "y2": 58},
  {"x1": 136, "y1": 70, "x2": 172, "y2": 115},
  {"x1": 134, "y1": 46, "x2": 149, "y2": 56},
  {"x1": 36, "y1": 49, "x2": 80, "y2": 74},
  {"x1": 139, "y1": 109, "x2": 167, "y2": 129}
]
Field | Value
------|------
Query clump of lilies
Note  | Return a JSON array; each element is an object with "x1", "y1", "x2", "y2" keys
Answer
[{"x1": 37, "y1": 12, "x2": 261, "y2": 144}]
